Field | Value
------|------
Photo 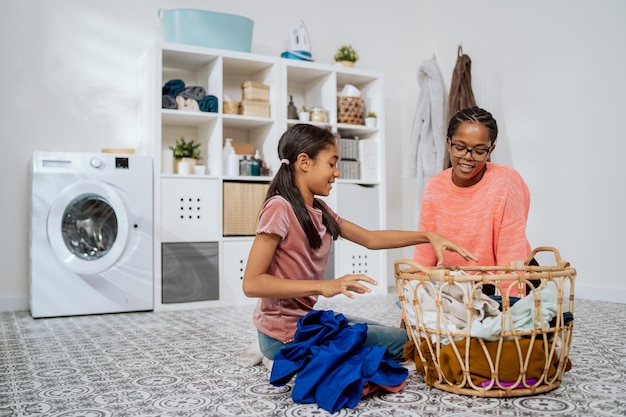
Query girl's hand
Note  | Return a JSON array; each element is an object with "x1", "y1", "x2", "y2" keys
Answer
[
  {"x1": 427, "y1": 232, "x2": 478, "y2": 266},
  {"x1": 321, "y1": 274, "x2": 378, "y2": 299}
]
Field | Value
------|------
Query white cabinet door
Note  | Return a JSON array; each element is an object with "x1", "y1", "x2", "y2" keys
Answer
[
  {"x1": 336, "y1": 183, "x2": 381, "y2": 229},
  {"x1": 221, "y1": 239, "x2": 256, "y2": 305},
  {"x1": 334, "y1": 240, "x2": 386, "y2": 294},
  {"x1": 160, "y1": 178, "x2": 220, "y2": 242}
]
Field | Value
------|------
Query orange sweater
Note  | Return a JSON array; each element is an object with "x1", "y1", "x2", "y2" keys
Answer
[{"x1": 414, "y1": 163, "x2": 531, "y2": 279}]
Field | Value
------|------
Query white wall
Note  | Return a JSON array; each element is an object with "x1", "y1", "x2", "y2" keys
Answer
[{"x1": 2, "y1": 0, "x2": 624, "y2": 311}]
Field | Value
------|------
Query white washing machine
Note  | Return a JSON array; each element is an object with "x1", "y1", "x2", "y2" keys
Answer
[{"x1": 29, "y1": 151, "x2": 154, "y2": 318}]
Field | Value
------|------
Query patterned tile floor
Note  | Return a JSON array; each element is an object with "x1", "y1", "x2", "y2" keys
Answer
[{"x1": 1, "y1": 293, "x2": 625, "y2": 417}]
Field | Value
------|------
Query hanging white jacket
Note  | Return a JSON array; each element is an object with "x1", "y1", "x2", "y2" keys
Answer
[{"x1": 403, "y1": 60, "x2": 447, "y2": 226}]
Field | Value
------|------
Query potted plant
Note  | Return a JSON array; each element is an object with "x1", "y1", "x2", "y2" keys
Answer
[
  {"x1": 170, "y1": 137, "x2": 201, "y2": 174},
  {"x1": 334, "y1": 45, "x2": 359, "y2": 67},
  {"x1": 365, "y1": 111, "x2": 377, "y2": 128},
  {"x1": 298, "y1": 102, "x2": 310, "y2": 122}
]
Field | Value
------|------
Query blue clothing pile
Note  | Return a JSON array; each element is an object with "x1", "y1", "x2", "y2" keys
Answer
[{"x1": 270, "y1": 310, "x2": 408, "y2": 413}]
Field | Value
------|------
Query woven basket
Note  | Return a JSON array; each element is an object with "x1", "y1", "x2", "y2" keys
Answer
[
  {"x1": 242, "y1": 81, "x2": 270, "y2": 102},
  {"x1": 223, "y1": 181, "x2": 269, "y2": 236},
  {"x1": 223, "y1": 101, "x2": 239, "y2": 114},
  {"x1": 239, "y1": 100, "x2": 270, "y2": 118},
  {"x1": 337, "y1": 96, "x2": 364, "y2": 125},
  {"x1": 395, "y1": 247, "x2": 576, "y2": 397}
]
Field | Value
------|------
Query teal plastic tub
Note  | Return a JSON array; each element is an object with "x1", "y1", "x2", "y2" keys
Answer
[{"x1": 159, "y1": 9, "x2": 254, "y2": 52}]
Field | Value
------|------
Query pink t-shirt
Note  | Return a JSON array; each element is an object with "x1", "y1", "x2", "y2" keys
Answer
[
  {"x1": 252, "y1": 196, "x2": 345, "y2": 343},
  {"x1": 414, "y1": 163, "x2": 531, "y2": 269}
]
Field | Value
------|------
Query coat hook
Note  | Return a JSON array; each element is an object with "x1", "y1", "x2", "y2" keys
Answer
[{"x1": 458, "y1": 44, "x2": 464, "y2": 57}]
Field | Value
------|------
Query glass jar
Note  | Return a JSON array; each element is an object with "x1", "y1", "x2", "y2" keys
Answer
[{"x1": 309, "y1": 106, "x2": 329, "y2": 123}]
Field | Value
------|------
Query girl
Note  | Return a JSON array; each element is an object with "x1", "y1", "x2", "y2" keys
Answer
[{"x1": 243, "y1": 124, "x2": 476, "y2": 362}]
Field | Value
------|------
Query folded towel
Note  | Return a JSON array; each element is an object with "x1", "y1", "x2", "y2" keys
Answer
[
  {"x1": 162, "y1": 95, "x2": 177, "y2": 109},
  {"x1": 180, "y1": 86, "x2": 206, "y2": 101},
  {"x1": 199, "y1": 95, "x2": 218, "y2": 112},
  {"x1": 162, "y1": 79, "x2": 185, "y2": 97},
  {"x1": 176, "y1": 95, "x2": 199, "y2": 111}
]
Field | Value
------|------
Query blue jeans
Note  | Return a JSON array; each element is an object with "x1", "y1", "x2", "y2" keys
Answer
[{"x1": 257, "y1": 313, "x2": 409, "y2": 362}]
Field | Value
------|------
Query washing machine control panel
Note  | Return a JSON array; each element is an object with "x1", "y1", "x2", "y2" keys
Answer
[{"x1": 88, "y1": 156, "x2": 130, "y2": 170}]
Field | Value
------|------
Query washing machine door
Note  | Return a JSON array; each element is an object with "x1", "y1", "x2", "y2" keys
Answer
[{"x1": 47, "y1": 180, "x2": 132, "y2": 275}]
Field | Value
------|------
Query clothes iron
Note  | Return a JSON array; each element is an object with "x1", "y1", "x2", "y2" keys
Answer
[{"x1": 281, "y1": 19, "x2": 313, "y2": 61}]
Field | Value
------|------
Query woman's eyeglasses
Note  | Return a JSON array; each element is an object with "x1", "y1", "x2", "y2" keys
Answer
[{"x1": 449, "y1": 141, "x2": 492, "y2": 161}]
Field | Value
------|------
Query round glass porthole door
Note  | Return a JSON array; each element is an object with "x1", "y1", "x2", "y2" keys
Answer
[
  {"x1": 47, "y1": 181, "x2": 130, "y2": 275},
  {"x1": 62, "y1": 193, "x2": 118, "y2": 260}
]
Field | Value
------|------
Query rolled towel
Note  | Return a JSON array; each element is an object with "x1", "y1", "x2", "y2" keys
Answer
[
  {"x1": 180, "y1": 86, "x2": 206, "y2": 101},
  {"x1": 176, "y1": 95, "x2": 199, "y2": 111},
  {"x1": 162, "y1": 95, "x2": 177, "y2": 109},
  {"x1": 199, "y1": 95, "x2": 218, "y2": 112},
  {"x1": 162, "y1": 79, "x2": 185, "y2": 97}
]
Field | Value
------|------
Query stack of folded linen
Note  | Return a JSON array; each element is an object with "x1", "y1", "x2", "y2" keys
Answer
[{"x1": 161, "y1": 79, "x2": 218, "y2": 113}]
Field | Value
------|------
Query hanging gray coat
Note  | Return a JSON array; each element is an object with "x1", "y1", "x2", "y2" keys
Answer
[
  {"x1": 445, "y1": 47, "x2": 477, "y2": 169},
  {"x1": 403, "y1": 59, "x2": 447, "y2": 228}
]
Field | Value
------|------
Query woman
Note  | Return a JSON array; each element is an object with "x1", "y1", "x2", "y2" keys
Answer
[{"x1": 414, "y1": 106, "x2": 531, "y2": 295}]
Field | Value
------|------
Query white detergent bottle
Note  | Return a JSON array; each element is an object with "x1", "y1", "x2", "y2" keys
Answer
[
  {"x1": 223, "y1": 138, "x2": 239, "y2": 176},
  {"x1": 228, "y1": 152, "x2": 240, "y2": 177}
]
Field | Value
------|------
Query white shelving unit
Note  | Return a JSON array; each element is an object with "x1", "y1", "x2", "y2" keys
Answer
[{"x1": 139, "y1": 42, "x2": 387, "y2": 310}]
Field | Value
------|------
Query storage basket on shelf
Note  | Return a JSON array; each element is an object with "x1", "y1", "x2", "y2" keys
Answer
[
  {"x1": 223, "y1": 101, "x2": 239, "y2": 114},
  {"x1": 242, "y1": 81, "x2": 270, "y2": 102},
  {"x1": 223, "y1": 181, "x2": 270, "y2": 236},
  {"x1": 338, "y1": 137, "x2": 359, "y2": 160},
  {"x1": 239, "y1": 81, "x2": 271, "y2": 117},
  {"x1": 337, "y1": 96, "x2": 365, "y2": 125},
  {"x1": 394, "y1": 247, "x2": 576, "y2": 398},
  {"x1": 239, "y1": 101, "x2": 270, "y2": 117}
]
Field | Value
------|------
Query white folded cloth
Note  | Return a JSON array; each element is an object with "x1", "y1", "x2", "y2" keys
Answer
[{"x1": 176, "y1": 95, "x2": 199, "y2": 111}]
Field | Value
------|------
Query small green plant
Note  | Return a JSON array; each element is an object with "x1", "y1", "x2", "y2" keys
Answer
[
  {"x1": 334, "y1": 45, "x2": 359, "y2": 63},
  {"x1": 366, "y1": 111, "x2": 377, "y2": 118},
  {"x1": 170, "y1": 137, "x2": 201, "y2": 160},
  {"x1": 301, "y1": 102, "x2": 307, "y2": 112}
]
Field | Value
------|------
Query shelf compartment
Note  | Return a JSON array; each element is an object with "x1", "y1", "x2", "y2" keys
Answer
[
  {"x1": 222, "y1": 56, "x2": 278, "y2": 117},
  {"x1": 286, "y1": 65, "x2": 335, "y2": 124},
  {"x1": 161, "y1": 50, "x2": 221, "y2": 112}
]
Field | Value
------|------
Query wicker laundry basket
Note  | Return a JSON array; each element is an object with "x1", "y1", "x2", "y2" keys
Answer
[{"x1": 395, "y1": 247, "x2": 576, "y2": 397}]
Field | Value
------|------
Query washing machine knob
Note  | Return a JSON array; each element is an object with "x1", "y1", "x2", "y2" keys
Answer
[{"x1": 90, "y1": 158, "x2": 102, "y2": 169}]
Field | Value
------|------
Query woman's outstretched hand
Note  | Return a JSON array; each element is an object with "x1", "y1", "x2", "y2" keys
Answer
[{"x1": 426, "y1": 232, "x2": 478, "y2": 266}]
